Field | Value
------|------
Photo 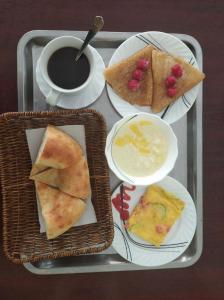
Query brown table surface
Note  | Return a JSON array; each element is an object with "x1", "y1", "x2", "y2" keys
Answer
[{"x1": 0, "y1": 0, "x2": 223, "y2": 299}]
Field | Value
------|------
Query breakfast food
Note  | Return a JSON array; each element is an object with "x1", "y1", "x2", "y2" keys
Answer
[
  {"x1": 30, "y1": 125, "x2": 91, "y2": 239},
  {"x1": 151, "y1": 50, "x2": 205, "y2": 112},
  {"x1": 112, "y1": 119, "x2": 168, "y2": 177},
  {"x1": 104, "y1": 43, "x2": 205, "y2": 113},
  {"x1": 31, "y1": 167, "x2": 59, "y2": 188},
  {"x1": 35, "y1": 182, "x2": 86, "y2": 239},
  {"x1": 30, "y1": 125, "x2": 83, "y2": 176},
  {"x1": 31, "y1": 156, "x2": 90, "y2": 199},
  {"x1": 104, "y1": 45, "x2": 155, "y2": 106},
  {"x1": 126, "y1": 185, "x2": 185, "y2": 247}
]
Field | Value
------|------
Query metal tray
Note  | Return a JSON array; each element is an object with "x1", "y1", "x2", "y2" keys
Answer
[{"x1": 17, "y1": 30, "x2": 203, "y2": 274}]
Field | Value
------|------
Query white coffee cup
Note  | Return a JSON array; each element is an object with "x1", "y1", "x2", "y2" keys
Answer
[{"x1": 38, "y1": 36, "x2": 94, "y2": 106}]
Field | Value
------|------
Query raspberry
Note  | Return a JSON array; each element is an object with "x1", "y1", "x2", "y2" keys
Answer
[
  {"x1": 132, "y1": 69, "x2": 144, "y2": 80},
  {"x1": 165, "y1": 75, "x2": 177, "y2": 88},
  {"x1": 167, "y1": 87, "x2": 177, "y2": 97},
  {"x1": 128, "y1": 79, "x2": 140, "y2": 91},
  {"x1": 171, "y1": 64, "x2": 183, "y2": 78},
  {"x1": 137, "y1": 58, "x2": 150, "y2": 71}
]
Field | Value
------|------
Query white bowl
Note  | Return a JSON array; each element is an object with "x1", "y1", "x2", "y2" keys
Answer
[{"x1": 105, "y1": 113, "x2": 178, "y2": 185}]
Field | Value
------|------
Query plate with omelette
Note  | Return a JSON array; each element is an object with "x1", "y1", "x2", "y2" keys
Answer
[
  {"x1": 104, "y1": 31, "x2": 205, "y2": 124},
  {"x1": 111, "y1": 176, "x2": 197, "y2": 267}
]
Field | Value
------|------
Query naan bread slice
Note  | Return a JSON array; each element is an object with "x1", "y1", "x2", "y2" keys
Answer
[
  {"x1": 104, "y1": 45, "x2": 156, "y2": 106},
  {"x1": 35, "y1": 182, "x2": 86, "y2": 239},
  {"x1": 30, "y1": 168, "x2": 59, "y2": 187},
  {"x1": 30, "y1": 125, "x2": 83, "y2": 174},
  {"x1": 30, "y1": 165, "x2": 48, "y2": 177},
  {"x1": 58, "y1": 156, "x2": 90, "y2": 199},
  {"x1": 151, "y1": 50, "x2": 205, "y2": 112},
  {"x1": 31, "y1": 156, "x2": 90, "y2": 199}
]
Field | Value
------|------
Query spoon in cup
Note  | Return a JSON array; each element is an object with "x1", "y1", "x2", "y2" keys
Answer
[{"x1": 75, "y1": 16, "x2": 104, "y2": 61}]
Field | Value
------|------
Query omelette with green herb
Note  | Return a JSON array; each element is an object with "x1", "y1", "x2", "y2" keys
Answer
[{"x1": 126, "y1": 185, "x2": 185, "y2": 247}]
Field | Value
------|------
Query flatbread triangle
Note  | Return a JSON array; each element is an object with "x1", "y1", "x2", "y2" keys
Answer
[
  {"x1": 30, "y1": 125, "x2": 83, "y2": 174},
  {"x1": 35, "y1": 181, "x2": 86, "y2": 240},
  {"x1": 30, "y1": 156, "x2": 90, "y2": 199}
]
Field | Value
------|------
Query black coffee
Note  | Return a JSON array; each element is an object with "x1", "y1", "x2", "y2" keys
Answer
[{"x1": 47, "y1": 47, "x2": 90, "y2": 89}]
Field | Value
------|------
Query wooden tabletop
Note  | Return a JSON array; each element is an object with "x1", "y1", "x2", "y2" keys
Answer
[{"x1": 0, "y1": 0, "x2": 223, "y2": 299}]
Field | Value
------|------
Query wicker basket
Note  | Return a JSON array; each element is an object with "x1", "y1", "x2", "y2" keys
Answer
[{"x1": 0, "y1": 109, "x2": 114, "y2": 264}]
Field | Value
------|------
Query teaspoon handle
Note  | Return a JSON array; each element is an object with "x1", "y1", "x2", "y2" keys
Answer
[
  {"x1": 75, "y1": 30, "x2": 96, "y2": 61},
  {"x1": 75, "y1": 16, "x2": 104, "y2": 61}
]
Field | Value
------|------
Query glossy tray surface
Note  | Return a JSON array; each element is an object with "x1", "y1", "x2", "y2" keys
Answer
[{"x1": 17, "y1": 30, "x2": 203, "y2": 274}]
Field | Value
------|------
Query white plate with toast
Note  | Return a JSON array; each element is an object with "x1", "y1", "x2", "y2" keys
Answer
[{"x1": 106, "y1": 31, "x2": 204, "y2": 124}]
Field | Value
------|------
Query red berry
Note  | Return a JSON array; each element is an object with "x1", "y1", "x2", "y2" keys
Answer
[
  {"x1": 167, "y1": 87, "x2": 177, "y2": 97},
  {"x1": 165, "y1": 75, "x2": 177, "y2": 88},
  {"x1": 171, "y1": 64, "x2": 183, "y2": 78},
  {"x1": 128, "y1": 79, "x2": 140, "y2": 91},
  {"x1": 137, "y1": 58, "x2": 150, "y2": 71},
  {"x1": 132, "y1": 69, "x2": 144, "y2": 80}
]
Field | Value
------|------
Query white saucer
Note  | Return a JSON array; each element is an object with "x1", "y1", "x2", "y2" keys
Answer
[{"x1": 36, "y1": 46, "x2": 105, "y2": 109}]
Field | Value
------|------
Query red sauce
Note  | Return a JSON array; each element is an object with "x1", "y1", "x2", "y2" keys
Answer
[{"x1": 112, "y1": 185, "x2": 136, "y2": 221}]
